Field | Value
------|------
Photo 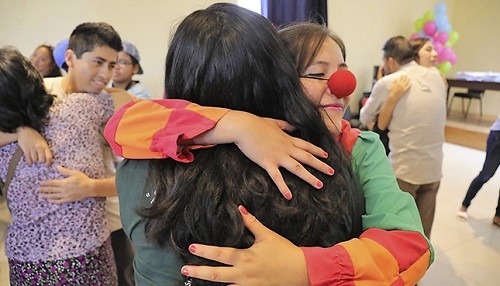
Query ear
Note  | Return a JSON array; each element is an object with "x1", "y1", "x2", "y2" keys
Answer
[
  {"x1": 132, "y1": 64, "x2": 139, "y2": 75},
  {"x1": 64, "y1": 49, "x2": 76, "y2": 69}
]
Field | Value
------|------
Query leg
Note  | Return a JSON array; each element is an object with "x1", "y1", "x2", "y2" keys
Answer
[
  {"x1": 461, "y1": 130, "x2": 500, "y2": 209},
  {"x1": 111, "y1": 228, "x2": 135, "y2": 286},
  {"x1": 414, "y1": 181, "x2": 440, "y2": 238}
]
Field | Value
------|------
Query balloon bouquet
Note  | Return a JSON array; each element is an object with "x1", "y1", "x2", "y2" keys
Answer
[{"x1": 411, "y1": 2, "x2": 459, "y2": 74}]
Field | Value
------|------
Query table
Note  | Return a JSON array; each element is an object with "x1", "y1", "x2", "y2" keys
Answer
[{"x1": 447, "y1": 78, "x2": 500, "y2": 99}]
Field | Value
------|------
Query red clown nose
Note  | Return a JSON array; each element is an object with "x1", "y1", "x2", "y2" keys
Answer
[{"x1": 327, "y1": 69, "x2": 357, "y2": 99}]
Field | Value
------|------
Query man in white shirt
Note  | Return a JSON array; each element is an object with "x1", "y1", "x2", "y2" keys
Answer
[{"x1": 360, "y1": 36, "x2": 447, "y2": 238}]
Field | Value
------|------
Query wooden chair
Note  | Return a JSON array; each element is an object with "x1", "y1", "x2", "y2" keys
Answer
[{"x1": 447, "y1": 89, "x2": 484, "y2": 118}]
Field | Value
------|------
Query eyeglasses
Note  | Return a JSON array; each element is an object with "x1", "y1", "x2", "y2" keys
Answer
[
  {"x1": 117, "y1": 59, "x2": 133, "y2": 66},
  {"x1": 300, "y1": 75, "x2": 329, "y2": 81}
]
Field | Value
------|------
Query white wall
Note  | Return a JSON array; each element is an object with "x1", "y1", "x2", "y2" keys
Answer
[
  {"x1": 0, "y1": 0, "x2": 235, "y2": 99},
  {"x1": 327, "y1": 0, "x2": 500, "y2": 117},
  {"x1": 0, "y1": 0, "x2": 498, "y2": 117}
]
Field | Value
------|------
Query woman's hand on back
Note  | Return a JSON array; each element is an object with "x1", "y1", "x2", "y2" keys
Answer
[{"x1": 197, "y1": 111, "x2": 334, "y2": 200}]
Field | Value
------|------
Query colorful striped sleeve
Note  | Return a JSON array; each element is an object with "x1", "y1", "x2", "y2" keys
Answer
[
  {"x1": 103, "y1": 99, "x2": 229, "y2": 161},
  {"x1": 301, "y1": 130, "x2": 433, "y2": 285},
  {"x1": 301, "y1": 229, "x2": 430, "y2": 285}
]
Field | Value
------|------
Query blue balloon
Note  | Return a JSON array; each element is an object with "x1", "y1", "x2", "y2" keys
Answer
[
  {"x1": 443, "y1": 23, "x2": 452, "y2": 33},
  {"x1": 435, "y1": 14, "x2": 449, "y2": 31},
  {"x1": 434, "y1": 2, "x2": 447, "y2": 16}
]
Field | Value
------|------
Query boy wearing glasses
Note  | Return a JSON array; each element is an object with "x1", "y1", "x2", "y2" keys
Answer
[{"x1": 110, "y1": 40, "x2": 151, "y2": 99}]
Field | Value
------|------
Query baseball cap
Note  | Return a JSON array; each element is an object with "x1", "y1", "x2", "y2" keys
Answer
[
  {"x1": 53, "y1": 38, "x2": 69, "y2": 71},
  {"x1": 122, "y1": 40, "x2": 143, "y2": 74}
]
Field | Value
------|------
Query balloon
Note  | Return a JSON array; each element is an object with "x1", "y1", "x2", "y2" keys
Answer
[
  {"x1": 442, "y1": 22, "x2": 452, "y2": 33},
  {"x1": 438, "y1": 47, "x2": 450, "y2": 62},
  {"x1": 435, "y1": 14, "x2": 449, "y2": 31},
  {"x1": 434, "y1": 2, "x2": 447, "y2": 16},
  {"x1": 447, "y1": 30, "x2": 460, "y2": 46},
  {"x1": 448, "y1": 49, "x2": 457, "y2": 64},
  {"x1": 410, "y1": 33, "x2": 421, "y2": 40},
  {"x1": 434, "y1": 31, "x2": 449, "y2": 44},
  {"x1": 434, "y1": 42, "x2": 444, "y2": 55},
  {"x1": 424, "y1": 10, "x2": 435, "y2": 21},
  {"x1": 438, "y1": 61, "x2": 452, "y2": 74},
  {"x1": 414, "y1": 18, "x2": 425, "y2": 31},
  {"x1": 423, "y1": 21, "x2": 437, "y2": 36}
]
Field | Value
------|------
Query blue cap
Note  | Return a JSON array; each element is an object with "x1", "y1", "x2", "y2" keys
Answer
[
  {"x1": 122, "y1": 40, "x2": 143, "y2": 74},
  {"x1": 53, "y1": 38, "x2": 69, "y2": 71}
]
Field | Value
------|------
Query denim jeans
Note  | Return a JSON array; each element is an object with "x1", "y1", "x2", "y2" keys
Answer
[{"x1": 461, "y1": 130, "x2": 500, "y2": 216}]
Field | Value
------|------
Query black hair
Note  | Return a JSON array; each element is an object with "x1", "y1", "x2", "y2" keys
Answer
[
  {"x1": 139, "y1": 4, "x2": 363, "y2": 285},
  {"x1": 68, "y1": 22, "x2": 123, "y2": 58},
  {"x1": 0, "y1": 47, "x2": 54, "y2": 133},
  {"x1": 382, "y1": 35, "x2": 414, "y2": 65}
]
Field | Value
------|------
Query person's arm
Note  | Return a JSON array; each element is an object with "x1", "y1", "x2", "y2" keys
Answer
[
  {"x1": 104, "y1": 98, "x2": 335, "y2": 199},
  {"x1": 301, "y1": 132, "x2": 432, "y2": 285},
  {"x1": 0, "y1": 127, "x2": 53, "y2": 166},
  {"x1": 180, "y1": 133, "x2": 433, "y2": 285},
  {"x1": 38, "y1": 166, "x2": 117, "y2": 203},
  {"x1": 376, "y1": 75, "x2": 411, "y2": 130},
  {"x1": 359, "y1": 80, "x2": 389, "y2": 130},
  {"x1": 37, "y1": 90, "x2": 131, "y2": 203}
]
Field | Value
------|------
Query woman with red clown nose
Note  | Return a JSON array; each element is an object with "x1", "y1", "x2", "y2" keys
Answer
[{"x1": 105, "y1": 19, "x2": 431, "y2": 286}]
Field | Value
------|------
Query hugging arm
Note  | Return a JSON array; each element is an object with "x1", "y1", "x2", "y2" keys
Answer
[
  {"x1": 104, "y1": 98, "x2": 335, "y2": 199},
  {"x1": 182, "y1": 133, "x2": 433, "y2": 285},
  {"x1": 0, "y1": 127, "x2": 53, "y2": 166}
]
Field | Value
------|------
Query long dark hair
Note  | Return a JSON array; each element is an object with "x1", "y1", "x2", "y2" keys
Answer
[
  {"x1": 0, "y1": 47, "x2": 54, "y2": 133},
  {"x1": 139, "y1": 4, "x2": 362, "y2": 285}
]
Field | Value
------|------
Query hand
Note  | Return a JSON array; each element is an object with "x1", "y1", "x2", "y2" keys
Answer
[
  {"x1": 17, "y1": 126, "x2": 53, "y2": 166},
  {"x1": 388, "y1": 75, "x2": 411, "y2": 102},
  {"x1": 209, "y1": 111, "x2": 334, "y2": 200},
  {"x1": 39, "y1": 166, "x2": 94, "y2": 204},
  {"x1": 181, "y1": 206, "x2": 310, "y2": 286}
]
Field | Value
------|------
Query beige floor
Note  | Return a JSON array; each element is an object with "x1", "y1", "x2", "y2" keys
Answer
[{"x1": 1, "y1": 142, "x2": 499, "y2": 285}]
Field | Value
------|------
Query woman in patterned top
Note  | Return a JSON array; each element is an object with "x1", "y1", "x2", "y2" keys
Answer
[{"x1": 0, "y1": 47, "x2": 118, "y2": 285}]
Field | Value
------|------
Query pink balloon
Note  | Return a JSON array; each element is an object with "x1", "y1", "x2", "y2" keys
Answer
[
  {"x1": 434, "y1": 42, "x2": 444, "y2": 54},
  {"x1": 410, "y1": 33, "x2": 420, "y2": 40},
  {"x1": 434, "y1": 31, "x2": 449, "y2": 44},
  {"x1": 423, "y1": 21, "x2": 437, "y2": 36},
  {"x1": 439, "y1": 47, "x2": 454, "y2": 63},
  {"x1": 448, "y1": 49, "x2": 457, "y2": 64}
]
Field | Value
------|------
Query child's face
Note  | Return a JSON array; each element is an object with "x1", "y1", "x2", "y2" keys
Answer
[{"x1": 67, "y1": 45, "x2": 118, "y2": 94}]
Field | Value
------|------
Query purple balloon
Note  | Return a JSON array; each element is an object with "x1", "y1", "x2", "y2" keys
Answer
[{"x1": 423, "y1": 21, "x2": 437, "y2": 36}]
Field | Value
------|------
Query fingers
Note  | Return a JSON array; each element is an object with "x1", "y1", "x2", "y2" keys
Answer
[
  {"x1": 238, "y1": 205, "x2": 271, "y2": 242},
  {"x1": 55, "y1": 165, "x2": 74, "y2": 176},
  {"x1": 271, "y1": 119, "x2": 296, "y2": 132},
  {"x1": 292, "y1": 138, "x2": 329, "y2": 160},
  {"x1": 181, "y1": 265, "x2": 236, "y2": 284},
  {"x1": 39, "y1": 192, "x2": 67, "y2": 204},
  {"x1": 265, "y1": 167, "x2": 292, "y2": 200},
  {"x1": 44, "y1": 148, "x2": 54, "y2": 167}
]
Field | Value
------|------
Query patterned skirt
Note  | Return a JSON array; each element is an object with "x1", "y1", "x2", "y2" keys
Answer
[{"x1": 8, "y1": 238, "x2": 118, "y2": 286}]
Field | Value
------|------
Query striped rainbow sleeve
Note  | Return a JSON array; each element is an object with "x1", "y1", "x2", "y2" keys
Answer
[
  {"x1": 104, "y1": 98, "x2": 229, "y2": 161},
  {"x1": 301, "y1": 229, "x2": 431, "y2": 286}
]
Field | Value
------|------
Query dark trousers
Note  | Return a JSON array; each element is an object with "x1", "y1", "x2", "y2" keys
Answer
[
  {"x1": 111, "y1": 228, "x2": 135, "y2": 286},
  {"x1": 397, "y1": 179, "x2": 440, "y2": 238},
  {"x1": 461, "y1": 130, "x2": 500, "y2": 216}
]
